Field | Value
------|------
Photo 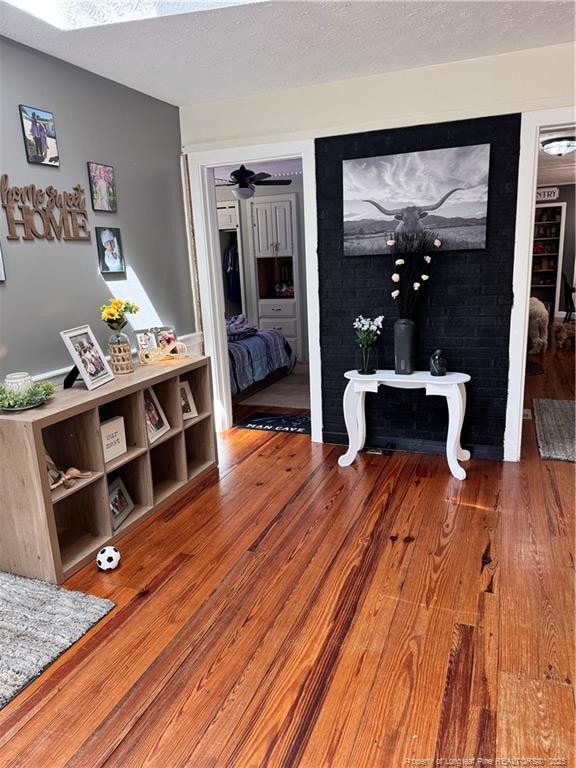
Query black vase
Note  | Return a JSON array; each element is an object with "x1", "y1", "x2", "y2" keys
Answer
[{"x1": 394, "y1": 318, "x2": 416, "y2": 375}]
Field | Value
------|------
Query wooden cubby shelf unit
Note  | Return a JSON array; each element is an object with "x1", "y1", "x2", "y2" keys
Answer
[{"x1": 0, "y1": 356, "x2": 217, "y2": 584}]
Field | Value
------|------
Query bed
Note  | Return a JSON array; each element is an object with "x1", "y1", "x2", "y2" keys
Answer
[{"x1": 227, "y1": 321, "x2": 297, "y2": 396}]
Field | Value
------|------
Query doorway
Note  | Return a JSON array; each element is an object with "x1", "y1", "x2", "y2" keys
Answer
[
  {"x1": 184, "y1": 140, "x2": 322, "y2": 440},
  {"x1": 210, "y1": 159, "x2": 310, "y2": 424},
  {"x1": 506, "y1": 106, "x2": 576, "y2": 461}
]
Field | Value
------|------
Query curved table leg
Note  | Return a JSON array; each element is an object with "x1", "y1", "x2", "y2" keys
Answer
[
  {"x1": 445, "y1": 385, "x2": 467, "y2": 480},
  {"x1": 456, "y1": 383, "x2": 471, "y2": 461},
  {"x1": 338, "y1": 382, "x2": 366, "y2": 467}
]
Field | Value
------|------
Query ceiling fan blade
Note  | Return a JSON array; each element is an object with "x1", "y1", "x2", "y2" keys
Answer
[
  {"x1": 254, "y1": 179, "x2": 292, "y2": 186},
  {"x1": 248, "y1": 172, "x2": 271, "y2": 182}
]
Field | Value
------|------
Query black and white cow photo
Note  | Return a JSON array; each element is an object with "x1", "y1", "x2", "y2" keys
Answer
[{"x1": 343, "y1": 144, "x2": 490, "y2": 256}]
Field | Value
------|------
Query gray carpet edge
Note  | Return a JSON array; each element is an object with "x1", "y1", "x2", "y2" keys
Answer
[
  {"x1": 533, "y1": 398, "x2": 576, "y2": 463},
  {"x1": 0, "y1": 571, "x2": 115, "y2": 709}
]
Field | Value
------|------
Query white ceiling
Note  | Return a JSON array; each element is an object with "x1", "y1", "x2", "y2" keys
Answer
[{"x1": 0, "y1": 1, "x2": 574, "y2": 107}]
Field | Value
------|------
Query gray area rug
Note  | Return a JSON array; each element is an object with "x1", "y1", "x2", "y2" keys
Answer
[
  {"x1": 533, "y1": 399, "x2": 576, "y2": 462},
  {"x1": 0, "y1": 571, "x2": 114, "y2": 708}
]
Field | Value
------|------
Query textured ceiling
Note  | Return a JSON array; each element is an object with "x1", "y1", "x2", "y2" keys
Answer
[{"x1": 0, "y1": 1, "x2": 574, "y2": 107}]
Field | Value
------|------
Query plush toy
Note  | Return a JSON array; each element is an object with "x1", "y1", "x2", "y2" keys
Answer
[{"x1": 96, "y1": 546, "x2": 121, "y2": 571}]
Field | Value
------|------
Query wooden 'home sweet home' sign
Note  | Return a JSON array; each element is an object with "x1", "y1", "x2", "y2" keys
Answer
[{"x1": 1, "y1": 174, "x2": 91, "y2": 242}]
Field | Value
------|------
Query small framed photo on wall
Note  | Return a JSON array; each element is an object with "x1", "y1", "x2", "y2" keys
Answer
[
  {"x1": 87, "y1": 162, "x2": 118, "y2": 212},
  {"x1": 19, "y1": 105, "x2": 60, "y2": 167},
  {"x1": 60, "y1": 325, "x2": 115, "y2": 390},
  {"x1": 96, "y1": 227, "x2": 125, "y2": 274}
]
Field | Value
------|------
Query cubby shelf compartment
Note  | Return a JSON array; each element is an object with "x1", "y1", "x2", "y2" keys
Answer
[
  {"x1": 51, "y1": 471, "x2": 105, "y2": 504},
  {"x1": 54, "y1": 478, "x2": 111, "y2": 576},
  {"x1": 107, "y1": 452, "x2": 153, "y2": 534},
  {"x1": 183, "y1": 411, "x2": 212, "y2": 430},
  {"x1": 184, "y1": 416, "x2": 217, "y2": 481},
  {"x1": 151, "y1": 433, "x2": 187, "y2": 506},
  {"x1": 0, "y1": 356, "x2": 217, "y2": 583}
]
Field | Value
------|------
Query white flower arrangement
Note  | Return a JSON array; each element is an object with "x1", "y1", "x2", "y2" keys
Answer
[
  {"x1": 353, "y1": 314, "x2": 384, "y2": 348},
  {"x1": 388, "y1": 232, "x2": 442, "y2": 319}
]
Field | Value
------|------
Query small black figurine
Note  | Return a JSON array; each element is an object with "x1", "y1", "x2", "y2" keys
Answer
[{"x1": 430, "y1": 349, "x2": 447, "y2": 376}]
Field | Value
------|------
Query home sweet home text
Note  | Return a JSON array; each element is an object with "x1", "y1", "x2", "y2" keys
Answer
[{"x1": 1, "y1": 174, "x2": 91, "y2": 242}]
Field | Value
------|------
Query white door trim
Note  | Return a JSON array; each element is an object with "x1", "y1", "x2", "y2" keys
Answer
[
  {"x1": 504, "y1": 105, "x2": 576, "y2": 461},
  {"x1": 185, "y1": 140, "x2": 322, "y2": 441}
]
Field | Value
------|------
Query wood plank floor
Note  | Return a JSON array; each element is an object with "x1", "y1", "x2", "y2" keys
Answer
[{"x1": 0, "y1": 352, "x2": 573, "y2": 767}]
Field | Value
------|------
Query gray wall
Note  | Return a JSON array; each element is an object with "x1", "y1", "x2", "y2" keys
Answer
[{"x1": 0, "y1": 37, "x2": 193, "y2": 378}]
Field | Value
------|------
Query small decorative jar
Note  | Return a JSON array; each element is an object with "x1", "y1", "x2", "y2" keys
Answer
[
  {"x1": 4, "y1": 372, "x2": 34, "y2": 394},
  {"x1": 108, "y1": 331, "x2": 134, "y2": 375}
]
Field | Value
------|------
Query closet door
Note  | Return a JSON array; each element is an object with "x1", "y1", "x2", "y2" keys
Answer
[
  {"x1": 251, "y1": 203, "x2": 273, "y2": 258},
  {"x1": 271, "y1": 201, "x2": 294, "y2": 257}
]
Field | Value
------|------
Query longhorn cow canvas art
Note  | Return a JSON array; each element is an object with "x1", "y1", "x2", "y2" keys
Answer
[{"x1": 343, "y1": 144, "x2": 490, "y2": 255}]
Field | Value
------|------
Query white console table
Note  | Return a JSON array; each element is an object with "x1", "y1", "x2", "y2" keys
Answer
[{"x1": 338, "y1": 370, "x2": 471, "y2": 480}]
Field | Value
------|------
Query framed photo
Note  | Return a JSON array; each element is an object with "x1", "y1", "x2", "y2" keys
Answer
[
  {"x1": 96, "y1": 227, "x2": 125, "y2": 274},
  {"x1": 60, "y1": 325, "x2": 114, "y2": 390},
  {"x1": 179, "y1": 381, "x2": 198, "y2": 420},
  {"x1": 87, "y1": 162, "x2": 118, "y2": 212},
  {"x1": 135, "y1": 329, "x2": 158, "y2": 352},
  {"x1": 143, "y1": 387, "x2": 170, "y2": 443},
  {"x1": 19, "y1": 105, "x2": 59, "y2": 167},
  {"x1": 0, "y1": 242, "x2": 5, "y2": 282},
  {"x1": 153, "y1": 327, "x2": 178, "y2": 351},
  {"x1": 108, "y1": 477, "x2": 135, "y2": 530},
  {"x1": 343, "y1": 143, "x2": 490, "y2": 256}
]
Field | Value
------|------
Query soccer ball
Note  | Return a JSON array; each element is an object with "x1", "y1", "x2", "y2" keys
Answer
[{"x1": 96, "y1": 546, "x2": 121, "y2": 571}]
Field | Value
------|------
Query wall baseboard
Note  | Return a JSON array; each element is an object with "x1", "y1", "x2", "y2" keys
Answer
[{"x1": 323, "y1": 432, "x2": 503, "y2": 462}]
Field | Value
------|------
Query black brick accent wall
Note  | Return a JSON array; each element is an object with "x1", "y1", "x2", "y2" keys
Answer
[{"x1": 316, "y1": 114, "x2": 521, "y2": 460}]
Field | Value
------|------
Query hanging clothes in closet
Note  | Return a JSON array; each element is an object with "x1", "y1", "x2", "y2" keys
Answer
[{"x1": 223, "y1": 233, "x2": 241, "y2": 305}]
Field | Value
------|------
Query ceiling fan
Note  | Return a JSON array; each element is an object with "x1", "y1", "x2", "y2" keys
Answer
[{"x1": 218, "y1": 165, "x2": 292, "y2": 199}]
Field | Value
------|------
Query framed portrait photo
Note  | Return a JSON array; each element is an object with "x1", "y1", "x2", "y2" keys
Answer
[
  {"x1": 179, "y1": 381, "x2": 198, "y2": 421},
  {"x1": 153, "y1": 326, "x2": 178, "y2": 351},
  {"x1": 87, "y1": 162, "x2": 118, "y2": 212},
  {"x1": 60, "y1": 325, "x2": 114, "y2": 390},
  {"x1": 143, "y1": 387, "x2": 170, "y2": 443},
  {"x1": 108, "y1": 477, "x2": 135, "y2": 530},
  {"x1": 96, "y1": 227, "x2": 125, "y2": 274},
  {"x1": 135, "y1": 329, "x2": 158, "y2": 352},
  {"x1": 19, "y1": 105, "x2": 59, "y2": 167}
]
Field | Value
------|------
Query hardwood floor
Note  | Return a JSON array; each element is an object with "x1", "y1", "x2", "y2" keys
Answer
[{"x1": 0, "y1": 356, "x2": 574, "y2": 767}]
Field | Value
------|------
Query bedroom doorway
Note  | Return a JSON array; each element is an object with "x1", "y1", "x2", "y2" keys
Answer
[
  {"x1": 184, "y1": 141, "x2": 321, "y2": 440},
  {"x1": 209, "y1": 159, "x2": 310, "y2": 426}
]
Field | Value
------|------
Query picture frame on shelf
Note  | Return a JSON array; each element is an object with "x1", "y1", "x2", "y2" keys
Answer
[
  {"x1": 152, "y1": 326, "x2": 178, "y2": 351},
  {"x1": 179, "y1": 381, "x2": 198, "y2": 421},
  {"x1": 135, "y1": 329, "x2": 158, "y2": 352},
  {"x1": 96, "y1": 227, "x2": 125, "y2": 274},
  {"x1": 87, "y1": 162, "x2": 118, "y2": 212},
  {"x1": 143, "y1": 387, "x2": 170, "y2": 443},
  {"x1": 60, "y1": 325, "x2": 114, "y2": 391},
  {"x1": 19, "y1": 105, "x2": 60, "y2": 167},
  {"x1": 108, "y1": 477, "x2": 135, "y2": 530}
]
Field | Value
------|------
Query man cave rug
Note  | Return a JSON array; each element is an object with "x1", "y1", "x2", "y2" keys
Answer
[{"x1": 235, "y1": 412, "x2": 311, "y2": 435}]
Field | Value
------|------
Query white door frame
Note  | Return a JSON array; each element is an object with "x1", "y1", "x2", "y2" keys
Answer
[
  {"x1": 504, "y1": 105, "x2": 576, "y2": 461},
  {"x1": 185, "y1": 140, "x2": 322, "y2": 441}
]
